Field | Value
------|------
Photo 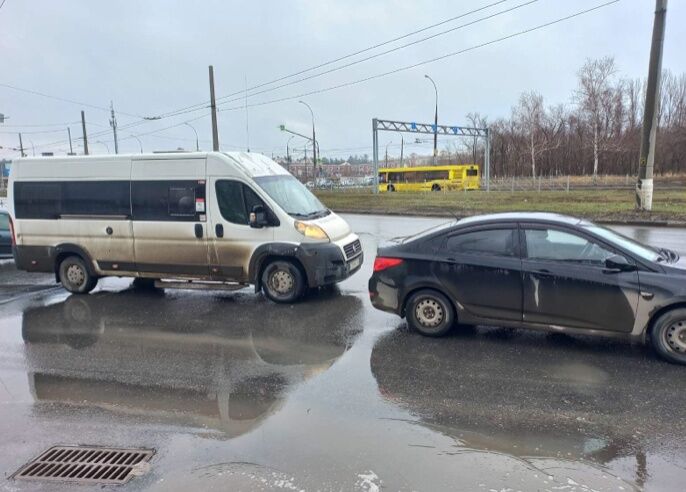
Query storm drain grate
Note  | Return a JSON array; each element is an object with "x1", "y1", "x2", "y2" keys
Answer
[{"x1": 11, "y1": 445, "x2": 155, "y2": 485}]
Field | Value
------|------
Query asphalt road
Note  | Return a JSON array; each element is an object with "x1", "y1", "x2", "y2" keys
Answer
[{"x1": 0, "y1": 215, "x2": 685, "y2": 491}]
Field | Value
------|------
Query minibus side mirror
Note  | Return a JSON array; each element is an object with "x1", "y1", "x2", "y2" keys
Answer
[{"x1": 249, "y1": 205, "x2": 269, "y2": 228}]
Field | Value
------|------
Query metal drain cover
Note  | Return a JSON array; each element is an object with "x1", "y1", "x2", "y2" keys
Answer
[{"x1": 11, "y1": 445, "x2": 155, "y2": 485}]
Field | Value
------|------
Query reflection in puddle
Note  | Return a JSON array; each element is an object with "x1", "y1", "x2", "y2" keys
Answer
[
  {"x1": 21, "y1": 289, "x2": 362, "y2": 438},
  {"x1": 371, "y1": 327, "x2": 685, "y2": 490}
]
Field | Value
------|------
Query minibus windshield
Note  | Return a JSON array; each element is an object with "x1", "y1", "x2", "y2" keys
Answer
[{"x1": 254, "y1": 175, "x2": 330, "y2": 219}]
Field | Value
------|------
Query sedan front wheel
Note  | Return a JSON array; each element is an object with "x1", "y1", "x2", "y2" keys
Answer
[{"x1": 651, "y1": 308, "x2": 686, "y2": 365}]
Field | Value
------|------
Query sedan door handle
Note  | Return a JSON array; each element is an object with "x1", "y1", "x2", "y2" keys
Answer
[
  {"x1": 194, "y1": 223, "x2": 203, "y2": 239},
  {"x1": 215, "y1": 224, "x2": 224, "y2": 238}
]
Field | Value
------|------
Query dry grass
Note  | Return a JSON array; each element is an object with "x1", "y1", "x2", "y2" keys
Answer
[{"x1": 316, "y1": 188, "x2": 686, "y2": 223}]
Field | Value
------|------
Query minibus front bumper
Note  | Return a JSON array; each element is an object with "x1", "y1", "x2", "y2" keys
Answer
[{"x1": 297, "y1": 242, "x2": 363, "y2": 287}]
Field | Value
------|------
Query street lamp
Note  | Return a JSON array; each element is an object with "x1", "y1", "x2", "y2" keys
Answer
[
  {"x1": 28, "y1": 139, "x2": 36, "y2": 156},
  {"x1": 130, "y1": 134, "x2": 143, "y2": 154},
  {"x1": 424, "y1": 74, "x2": 438, "y2": 166},
  {"x1": 385, "y1": 141, "x2": 393, "y2": 167},
  {"x1": 184, "y1": 122, "x2": 200, "y2": 151},
  {"x1": 95, "y1": 140, "x2": 110, "y2": 154},
  {"x1": 299, "y1": 100, "x2": 317, "y2": 172}
]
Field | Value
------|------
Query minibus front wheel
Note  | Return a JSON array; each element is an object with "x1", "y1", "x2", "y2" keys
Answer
[
  {"x1": 261, "y1": 259, "x2": 305, "y2": 303},
  {"x1": 58, "y1": 255, "x2": 98, "y2": 294}
]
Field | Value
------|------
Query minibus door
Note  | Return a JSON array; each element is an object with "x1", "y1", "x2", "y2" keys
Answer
[
  {"x1": 207, "y1": 178, "x2": 274, "y2": 282},
  {"x1": 131, "y1": 158, "x2": 211, "y2": 279}
]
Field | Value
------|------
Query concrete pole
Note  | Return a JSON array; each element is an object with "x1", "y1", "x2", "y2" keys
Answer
[
  {"x1": 209, "y1": 65, "x2": 220, "y2": 151},
  {"x1": 18, "y1": 133, "x2": 26, "y2": 157},
  {"x1": 636, "y1": 0, "x2": 667, "y2": 211},
  {"x1": 109, "y1": 101, "x2": 119, "y2": 154},
  {"x1": 81, "y1": 111, "x2": 89, "y2": 155}
]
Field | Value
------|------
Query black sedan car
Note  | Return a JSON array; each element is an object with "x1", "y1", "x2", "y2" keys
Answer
[{"x1": 369, "y1": 213, "x2": 686, "y2": 364}]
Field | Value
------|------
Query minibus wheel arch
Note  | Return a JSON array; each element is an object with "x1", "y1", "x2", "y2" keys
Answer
[{"x1": 53, "y1": 244, "x2": 97, "y2": 282}]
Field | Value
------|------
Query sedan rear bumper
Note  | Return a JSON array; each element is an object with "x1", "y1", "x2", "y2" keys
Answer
[{"x1": 369, "y1": 275, "x2": 402, "y2": 316}]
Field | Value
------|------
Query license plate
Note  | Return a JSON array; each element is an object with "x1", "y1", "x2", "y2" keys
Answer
[{"x1": 348, "y1": 256, "x2": 361, "y2": 271}]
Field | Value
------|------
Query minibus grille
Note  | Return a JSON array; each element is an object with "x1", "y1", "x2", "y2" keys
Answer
[{"x1": 344, "y1": 239, "x2": 362, "y2": 259}]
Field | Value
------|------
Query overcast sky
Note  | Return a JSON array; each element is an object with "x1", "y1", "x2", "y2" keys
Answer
[{"x1": 1, "y1": 0, "x2": 684, "y2": 160}]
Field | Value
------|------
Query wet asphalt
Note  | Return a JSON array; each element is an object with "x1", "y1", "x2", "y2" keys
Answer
[{"x1": 0, "y1": 215, "x2": 685, "y2": 492}]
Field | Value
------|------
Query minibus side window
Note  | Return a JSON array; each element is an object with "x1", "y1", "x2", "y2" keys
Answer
[
  {"x1": 131, "y1": 180, "x2": 205, "y2": 221},
  {"x1": 215, "y1": 180, "x2": 266, "y2": 225},
  {"x1": 168, "y1": 186, "x2": 196, "y2": 217}
]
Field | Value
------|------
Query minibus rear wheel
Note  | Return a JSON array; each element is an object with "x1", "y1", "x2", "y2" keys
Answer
[
  {"x1": 58, "y1": 255, "x2": 98, "y2": 294},
  {"x1": 261, "y1": 260, "x2": 305, "y2": 303}
]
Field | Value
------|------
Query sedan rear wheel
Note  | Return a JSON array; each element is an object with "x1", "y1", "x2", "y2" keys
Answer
[
  {"x1": 650, "y1": 308, "x2": 686, "y2": 365},
  {"x1": 406, "y1": 289, "x2": 454, "y2": 337}
]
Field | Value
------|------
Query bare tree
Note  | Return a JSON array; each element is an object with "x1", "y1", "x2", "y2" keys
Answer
[
  {"x1": 465, "y1": 112, "x2": 487, "y2": 165},
  {"x1": 575, "y1": 56, "x2": 618, "y2": 180},
  {"x1": 514, "y1": 91, "x2": 546, "y2": 178}
]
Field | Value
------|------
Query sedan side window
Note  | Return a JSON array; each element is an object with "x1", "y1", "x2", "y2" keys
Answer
[
  {"x1": 525, "y1": 229, "x2": 614, "y2": 265},
  {"x1": 445, "y1": 229, "x2": 517, "y2": 257}
]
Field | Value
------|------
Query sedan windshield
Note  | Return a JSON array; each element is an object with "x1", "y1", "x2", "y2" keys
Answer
[
  {"x1": 254, "y1": 175, "x2": 329, "y2": 219},
  {"x1": 583, "y1": 224, "x2": 661, "y2": 262}
]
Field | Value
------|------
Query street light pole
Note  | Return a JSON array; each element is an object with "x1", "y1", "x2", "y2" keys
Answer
[
  {"x1": 96, "y1": 140, "x2": 110, "y2": 154},
  {"x1": 299, "y1": 100, "x2": 317, "y2": 173},
  {"x1": 184, "y1": 122, "x2": 200, "y2": 151},
  {"x1": 130, "y1": 135, "x2": 143, "y2": 154},
  {"x1": 385, "y1": 141, "x2": 393, "y2": 167},
  {"x1": 424, "y1": 74, "x2": 438, "y2": 166}
]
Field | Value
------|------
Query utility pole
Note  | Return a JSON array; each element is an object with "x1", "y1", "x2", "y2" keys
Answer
[
  {"x1": 81, "y1": 110, "x2": 89, "y2": 155},
  {"x1": 18, "y1": 133, "x2": 25, "y2": 157},
  {"x1": 67, "y1": 127, "x2": 74, "y2": 155},
  {"x1": 209, "y1": 65, "x2": 220, "y2": 151},
  {"x1": 244, "y1": 74, "x2": 250, "y2": 152},
  {"x1": 109, "y1": 101, "x2": 119, "y2": 154},
  {"x1": 636, "y1": 0, "x2": 668, "y2": 211}
]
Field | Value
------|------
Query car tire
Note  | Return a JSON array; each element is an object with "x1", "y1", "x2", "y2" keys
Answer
[
  {"x1": 406, "y1": 289, "x2": 454, "y2": 337},
  {"x1": 431, "y1": 184, "x2": 441, "y2": 192},
  {"x1": 58, "y1": 255, "x2": 97, "y2": 294},
  {"x1": 261, "y1": 260, "x2": 306, "y2": 303},
  {"x1": 387, "y1": 184, "x2": 395, "y2": 192},
  {"x1": 650, "y1": 308, "x2": 686, "y2": 365}
]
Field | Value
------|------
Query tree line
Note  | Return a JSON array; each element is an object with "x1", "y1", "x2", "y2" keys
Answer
[{"x1": 446, "y1": 57, "x2": 686, "y2": 178}]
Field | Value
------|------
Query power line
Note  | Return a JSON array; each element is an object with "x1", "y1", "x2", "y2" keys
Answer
[
  {"x1": 218, "y1": 0, "x2": 620, "y2": 115},
  {"x1": 0, "y1": 83, "x2": 145, "y2": 119},
  {"x1": 0, "y1": 0, "x2": 7, "y2": 11},
  {"x1": 0, "y1": 121, "x2": 81, "y2": 128},
  {"x1": 209, "y1": 0, "x2": 538, "y2": 111},
  {"x1": 153, "y1": 0, "x2": 517, "y2": 119}
]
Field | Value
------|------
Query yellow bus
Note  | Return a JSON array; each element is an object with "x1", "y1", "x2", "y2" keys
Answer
[{"x1": 378, "y1": 164, "x2": 480, "y2": 192}]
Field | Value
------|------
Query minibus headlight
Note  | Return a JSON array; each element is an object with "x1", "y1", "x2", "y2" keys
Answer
[{"x1": 294, "y1": 221, "x2": 329, "y2": 241}]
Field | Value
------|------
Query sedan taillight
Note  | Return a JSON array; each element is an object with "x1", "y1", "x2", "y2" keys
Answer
[{"x1": 373, "y1": 257, "x2": 404, "y2": 272}]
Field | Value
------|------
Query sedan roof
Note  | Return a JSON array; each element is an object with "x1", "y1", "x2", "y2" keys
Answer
[{"x1": 457, "y1": 212, "x2": 587, "y2": 226}]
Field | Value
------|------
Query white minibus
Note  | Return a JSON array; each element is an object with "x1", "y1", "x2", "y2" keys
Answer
[{"x1": 8, "y1": 152, "x2": 363, "y2": 302}]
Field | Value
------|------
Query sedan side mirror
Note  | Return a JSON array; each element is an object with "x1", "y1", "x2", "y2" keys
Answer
[
  {"x1": 605, "y1": 254, "x2": 635, "y2": 272},
  {"x1": 249, "y1": 205, "x2": 269, "y2": 229}
]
